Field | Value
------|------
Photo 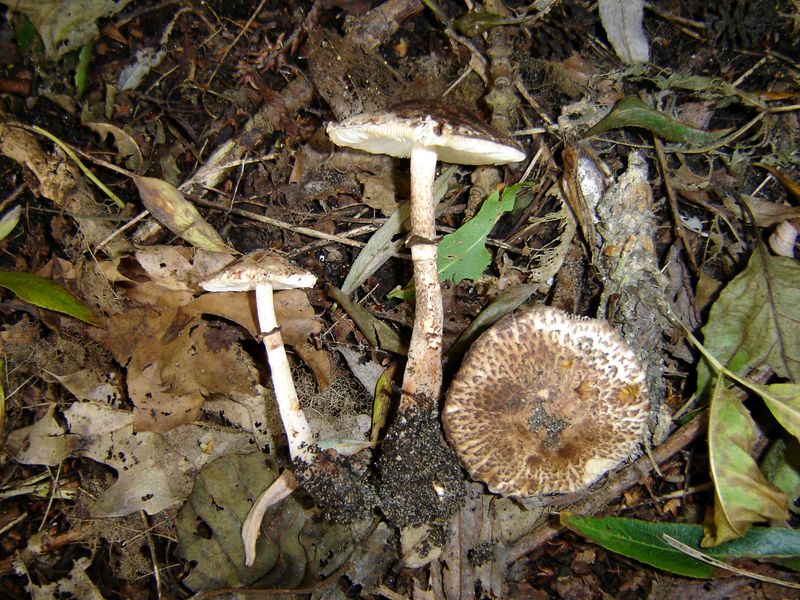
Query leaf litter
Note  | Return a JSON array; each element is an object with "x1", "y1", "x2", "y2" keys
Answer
[{"x1": 0, "y1": 0, "x2": 798, "y2": 597}]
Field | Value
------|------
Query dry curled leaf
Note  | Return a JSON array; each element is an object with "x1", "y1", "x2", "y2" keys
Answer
[{"x1": 133, "y1": 175, "x2": 233, "y2": 253}]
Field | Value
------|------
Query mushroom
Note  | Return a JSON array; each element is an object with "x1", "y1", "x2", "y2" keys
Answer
[
  {"x1": 327, "y1": 99, "x2": 525, "y2": 411},
  {"x1": 443, "y1": 304, "x2": 650, "y2": 498},
  {"x1": 328, "y1": 100, "x2": 526, "y2": 526},
  {"x1": 200, "y1": 250, "x2": 317, "y2": 463}
]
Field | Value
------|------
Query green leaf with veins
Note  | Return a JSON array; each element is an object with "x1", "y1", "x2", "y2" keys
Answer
[
  {"x1": 562, "y1": 514, "x2": 800, "y2": 578},
  {"x1": 388, "y1": 183, "x2": 527, "y2": 301},
  {"x1": 697, "y1": 250, "x2": 800, "y2": 396},
  {"x1": 438, "y1": 183, "x2": 526, "y2": 284}
]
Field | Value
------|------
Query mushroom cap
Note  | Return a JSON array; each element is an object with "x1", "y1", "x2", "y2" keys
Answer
[
  {"x1": 200, "y1": 250, "x2": 317, "y2": 292},
  {"x1": 443, "y1": 305, "x2": 649, "y2": 497},
  {"x1": 326, "y1": 99, "x2": 526, "y2": 166}
]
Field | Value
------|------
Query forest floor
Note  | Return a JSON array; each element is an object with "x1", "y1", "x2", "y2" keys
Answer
[{"x1": 0, "y1": 0, "x2": 799, "y2": 598}]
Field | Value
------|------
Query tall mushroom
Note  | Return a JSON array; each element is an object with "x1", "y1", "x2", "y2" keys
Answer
[
  {"x1": 200, "y1": 250, "x2": 317, "y2": 463},
  {"x1": 202, "y1": 250, "x2": 378, "y2": 529},
  {"x1": 327, "y1": 99, "x2": 526, "y2": 525},
  {"x1": 327, "y1": 99, "x2": 525, "y2": 412},
  {"x1": 443, "y1": 305, "x2": 650, "y2": 498}
]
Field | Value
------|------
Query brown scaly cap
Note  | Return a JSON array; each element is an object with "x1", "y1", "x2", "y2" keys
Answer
[
  {"x1": 443, "y1": 305, "x2": 650, "y2": 498},
  {"x1": 200, "y1": 250, "x2": 317, "y2": 292},
  {"x1": 327, "y1": 99, "x2": 526, "y2": 166}
]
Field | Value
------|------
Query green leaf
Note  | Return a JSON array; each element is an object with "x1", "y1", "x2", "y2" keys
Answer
[
  {"x1": 74, "y1": 43, "x2": 92, "y2": 99},
  {"x1": 562, "y1": 514, "x2": 800, "y2": 579},
  {"x1": 582, "y1": 97, "x2": 732, "y2": 146},
  {"x1": 0, "y1": 271, "x2": 97, "y2": 325},
  {"x1": 438, "y1": 183, "x2": 525, "y2": 284},
  {"x1": 705, "y1": 377, "x2": 788, "y2": 546},
  {"x1": 14, "y1": 16, "x2": 38, "y2": 54},
  {"x1": 762, "y1": 438, "x2": 800, "y2": 515},
  {"x1": 697, "y1": 250, "x2": 800, "y2": 395},
  {"x1": 388, "y1": 183, "x2": 528, "y2": 301}
]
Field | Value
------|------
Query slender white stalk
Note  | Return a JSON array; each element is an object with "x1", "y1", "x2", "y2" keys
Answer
[
  {"x1": 255, "y1": 283, "x2": 315, "y2": 462},
  {"x1": 400, "y1": 145, "x2": 444, "y2": 411}
]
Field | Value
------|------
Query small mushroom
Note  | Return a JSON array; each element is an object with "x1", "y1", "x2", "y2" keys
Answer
[
  {"x1": 327, "y1": 99, "x2": 525, "y2": 409},
  {"x1": 443, "y1": 305, "x2": 650, "y2": 498},
  {"x1": 201, "y1": 250, "x2": 317, "y2": 463}
]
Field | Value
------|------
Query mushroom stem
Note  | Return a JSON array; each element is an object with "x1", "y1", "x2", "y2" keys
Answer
[
  {"x1": 401, "y1": 144, "x2": 444, "y2": 410},
  {"x1": 255, "y1": 283, "x2": 315, "y2": 462}
]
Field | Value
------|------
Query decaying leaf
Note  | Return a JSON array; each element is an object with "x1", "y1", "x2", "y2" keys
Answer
[
  {"x1": 46, "y1": 367, "x2": 124, "y2": 406},
  {"x1": 740, "y1": 195, "x2": 800, "y2": 228},
  {"x1": 177, "y1": 452, "x2": 374, "y2": 592},
  {"x1": 4, "y1": 0, "x2": 133, "y2": 60},
  {"x1": 358, "y1": 170, "x2": 398, "y2": 215},
  {"x1": 8, "y1": 405, "x2": 77, "y2": 466},
  {"x1": 9, "y1": 401, "x2": 256, "y2": 517},
  {"x1": 274, "y1": 289, "x2": 332, "y2": 391},
  {"x1": 135, "y1": 246, "x2": 234, "y2": 292},
  {"x1": 698, "y1": 250, "x2": 800, "y2": 394},
  {"x1": 188, "y1": 288, "x2": 332, "y2": 390},
  {"x1": 327, "y1": 284, "x2": 407, "y2": 354},
  {"x1": 82, "y1": 119, "x2": 143, "y2": 172},
  {"x1": 18, "y1": 556, "x2": 103, "y2": 599},
  {"x1": 176, "y1": 452, "x2": 305, "y2": 591},
  {"x1": 133, "y1": 175, "x2": 233, "y2": 253},
  {"x1": 598, "y1": 0, "x2": 649, "y2": 63},
  {"x1": 99, "y1": 306, "x2": 261, "y2": 432},
  {"x1": 0, "y1": 122, "x2": 130, "y2": 255},
  {"x1": 705, "y1": 378, "x2": 788, "y2": 546}
]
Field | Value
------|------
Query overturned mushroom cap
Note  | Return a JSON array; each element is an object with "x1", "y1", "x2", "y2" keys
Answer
[
  {"x1": 326, "y1": 99, "x2": 526, "y2": 166},
  {"x1": 443, "y1": 305, "x2": 649, "y2": 497},
  {"x1": 201, "y1": 250, "x2": 317, "y2": 292}
]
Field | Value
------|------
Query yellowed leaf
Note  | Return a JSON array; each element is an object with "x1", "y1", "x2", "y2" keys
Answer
[
  {"x1": 704, "y1": 379, "x2": 788, "y2": 546},
  {"x1": 133, "y1": 175, "x2": 233, "y2": 253}
]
